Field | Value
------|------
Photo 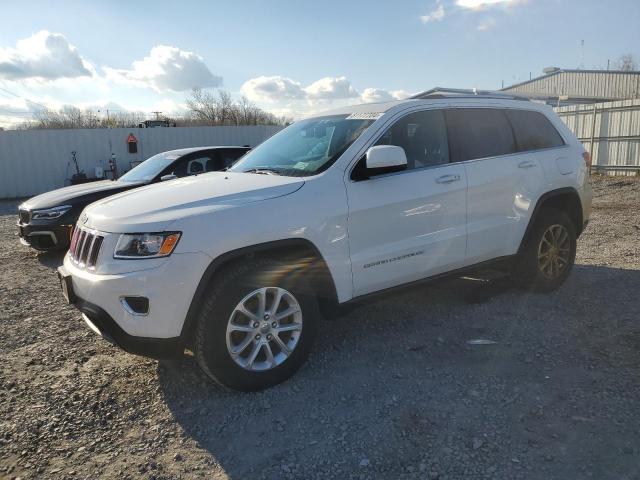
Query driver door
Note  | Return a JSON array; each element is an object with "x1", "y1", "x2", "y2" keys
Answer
[{"x1": 346, "y1": 109, "x2": 468, "y2": 296}]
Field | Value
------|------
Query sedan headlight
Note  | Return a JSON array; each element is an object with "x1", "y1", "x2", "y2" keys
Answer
[
  {"x1": 114, "y1": 232, "x2": 181, "y2": 259},
  {"x1": 31, "y1": 205, "x2": 72, "y2": 220}
]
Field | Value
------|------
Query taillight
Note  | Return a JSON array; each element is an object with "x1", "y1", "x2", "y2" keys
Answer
[{"x1": 582, "y1": 151, "x2": 592, "y2": 169}]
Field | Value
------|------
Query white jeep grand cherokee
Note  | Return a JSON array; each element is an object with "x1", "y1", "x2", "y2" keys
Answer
[{"x1": 58, "y1": 88, "x2": 592, "y2": 391}]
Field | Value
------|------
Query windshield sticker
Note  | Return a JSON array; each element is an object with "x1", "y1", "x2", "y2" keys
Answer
[{"x1": 346, "y1": 112, "x2": 384, "y2": 120}]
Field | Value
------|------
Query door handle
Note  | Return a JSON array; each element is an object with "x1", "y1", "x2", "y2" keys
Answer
[
  {"x1": 518, "y1": 160, "x2": 536, "y2": 169},
  {"x1": 436, "y1": 174, "x2": 461, "y2": 184}
]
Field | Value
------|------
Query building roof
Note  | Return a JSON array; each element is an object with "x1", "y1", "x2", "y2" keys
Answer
[{"x1": 502, "y1": 68, "x2": 640, "y2": 104}]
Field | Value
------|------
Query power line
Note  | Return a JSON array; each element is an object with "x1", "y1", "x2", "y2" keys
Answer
[
  {"x1": 0, "y1": 108, "x2": 33, "y2": 117},
  {"x1": 0, "y1": 84, "x2": 50, "y2": 110}
]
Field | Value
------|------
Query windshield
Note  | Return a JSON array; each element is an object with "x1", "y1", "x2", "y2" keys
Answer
[
  {"x1": 229, "y1": 114, "x2": 375, "y2": 176},
  {"x1": 118, "y1": 152, "x2": 178, "y2": 183}
]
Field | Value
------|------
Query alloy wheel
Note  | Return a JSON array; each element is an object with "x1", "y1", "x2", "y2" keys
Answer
[
  {"x1": 537, "y1": 224, "x2": 571, "y2": 280},
  {"x1": 225, "y1": 287, "x2": 303, "y2": 371}
]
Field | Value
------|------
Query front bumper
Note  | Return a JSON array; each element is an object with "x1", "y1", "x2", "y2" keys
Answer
[
  {"x1": 59, "y1": 250, "x2": 210, "y2": 358},
  {"x1": 18, "y1": 221, "x2": 73, "y2": 250},
  {"x1": 74, "y1": 294, "x2": 182, "y2": 359}
]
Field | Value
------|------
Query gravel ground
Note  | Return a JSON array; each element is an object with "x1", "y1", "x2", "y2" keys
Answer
[{"x1": 1, "y1": 175, "x2": 639, "y2": 480}]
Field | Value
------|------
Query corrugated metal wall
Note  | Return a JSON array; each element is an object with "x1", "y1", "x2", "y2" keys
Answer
[
  {"x1": 506, "y1": 71, "x2": 640, "y2": 100},
  {"x1": 0, "y1": 125, "x2": 283, "y2": 198},
  {"x1": 555, "y1": 99, "x2": 640, "y2": 173}
]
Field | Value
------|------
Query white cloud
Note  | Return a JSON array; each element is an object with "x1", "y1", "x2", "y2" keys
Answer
[
  {"x1": 456, "y1": 0, "x2": 522, "y2": 9},
  {"x1": 104, "y1": 45, "x2": 222, "y2": 92},
  {"x1": 241, "y1": 75, "x2": 358, "y2": 103},
  {"x1": 0, "y1": 30, "x2": 93, "y2": 81},
  {"x1": 420, "y1": 2, "x2": 446, "y2": 23},
  {"x1": 304, "y1": 76, "x2": 358, "y2": 100},
  {"x1": 361, "y1": 88, "x2": 411, "y2": 103},
  {"x1": 361, "y1": 88, "x2": 394, "y2": 103},
  {"x1": 240, "y1": 75, "x2": 304, "y2": 102},
  {"x1": 74, "y1": 100, "x2": 128, "y2": 113},
  {"x1": 0, "y1": 95, "x2": 65, "y2": 128},
  {"x1": 147, "y1": 98, "x2": 187, "y2": 115},
  {"x1": 477, "y1": 18, "x2": 497, "y2": 30}
]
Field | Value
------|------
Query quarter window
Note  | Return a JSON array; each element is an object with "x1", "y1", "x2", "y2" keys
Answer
[
  {"x1": 445, "y1": 108, "x2": 516, "y2": 162},
  {"x1": 506, "y1": 109, "x2": 565, "y2": 151},
  {"x1": 374, "y1": 110, "x2": 450, "y2": 169}
]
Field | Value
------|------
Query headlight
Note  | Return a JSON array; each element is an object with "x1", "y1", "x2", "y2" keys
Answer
[
  {"x1": 114, "y1": 232, "x2": 181, "y2": 259},
  {"x1": 31, "y1": 205, "x2": 72, "y2": 220}
]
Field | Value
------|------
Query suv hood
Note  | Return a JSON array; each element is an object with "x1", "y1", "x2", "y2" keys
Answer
[
  {"x1": 20, "y1": 180, "x2": 143, "y2": 210},
  {"x1": 83, "y1": 172, "x2": 304, "y2": 232}
]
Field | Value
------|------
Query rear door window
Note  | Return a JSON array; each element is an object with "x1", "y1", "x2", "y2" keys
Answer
[
  {"x1": 445, "y1": 108, "x2": 516, "y2": 162},
  {"x1": 506, "y1": 109, "x2": 565, "y2": 151}
]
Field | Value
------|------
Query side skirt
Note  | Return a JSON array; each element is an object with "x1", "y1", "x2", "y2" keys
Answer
[{"x1": 343, "y1": 255, "x2": 516, "y2": 306}]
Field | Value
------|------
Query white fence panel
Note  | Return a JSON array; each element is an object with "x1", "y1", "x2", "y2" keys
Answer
[
  {"x1": 0, "y1": 125, "x2": 282, "y2": 198},
  {"x1": 555, "y1": 99, "x2": 640, "y2": 174}
]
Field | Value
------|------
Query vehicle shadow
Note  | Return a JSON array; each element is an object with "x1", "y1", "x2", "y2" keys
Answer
[
  {"x1": 36, "y1": 250, "x2": 66, "y2": 270},
  {"x1": 157, "y1": 264, "x2": 640, "y2": 479}
]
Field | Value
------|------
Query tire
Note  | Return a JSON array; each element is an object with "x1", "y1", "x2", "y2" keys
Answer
[
  {"x1": 512, "y1": 208, "x2": 577, "y2": 292},
  {"x1": 194, "y1": 258, "x2": 319, "y2": 391}
]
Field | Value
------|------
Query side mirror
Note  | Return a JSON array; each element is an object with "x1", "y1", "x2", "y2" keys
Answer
[
  {"x1": 365, "y1": 145, "x2": 407, "y2": 173},
  {"x1": 160, "y1": 174, "x2": 177, "y2": 182}
]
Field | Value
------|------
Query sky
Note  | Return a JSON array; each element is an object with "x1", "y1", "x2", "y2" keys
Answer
[{"x1": 0, "y1": 0, "x2": 638, "y2": 128}]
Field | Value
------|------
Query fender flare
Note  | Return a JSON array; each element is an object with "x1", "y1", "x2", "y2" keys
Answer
[
  {"x1": 518, "y1": 187, "x2": 583, "y2": 253},
  {"x1": 178, "y1": 238, "x2": 337, "y2": 343}
]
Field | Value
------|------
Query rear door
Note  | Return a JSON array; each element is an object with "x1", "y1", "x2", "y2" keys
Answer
[
  {"x1": 346, "y1": 109, "x2": 468, "y2": 296},
  {"x1": 447, "y1": 107, "x2": 546, "y2": 263}
]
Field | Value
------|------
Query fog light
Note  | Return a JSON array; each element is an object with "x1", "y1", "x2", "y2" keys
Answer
[{"x1": 121, "y1": 296, "x2": 149, "y2": 315}]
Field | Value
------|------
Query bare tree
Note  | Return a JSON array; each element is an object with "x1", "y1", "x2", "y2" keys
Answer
[
  {"x1": 215, "y1": 90, "x2": 234, "y2": 125},
  {"x1": 615, "y1": 54, "x2": 637, "y2": 72},
  {"x1": 110, "y1": 110, "x2": 147, "y2": 128},
  {"x1": 237, "y1": 96, "x2": 254, "y2": 125},
  {"x1": 23, "y1": 89, "x2": 291, "y2": 130},
  {"x1": 185, "y1": 87, "x2": 218, "y2": 123},
  {"x1": 185, "y1": 88, "x2": 290, "y2": 126},
  {"x1": 24, "y1": 107, "x2": 146, "y2": 129}
]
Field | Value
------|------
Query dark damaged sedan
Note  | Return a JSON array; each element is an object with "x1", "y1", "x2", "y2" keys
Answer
[{"x1": 17, "y1": 145, "x2": 250, "y2": 251}]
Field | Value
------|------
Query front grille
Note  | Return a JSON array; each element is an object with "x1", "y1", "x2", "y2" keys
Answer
[
  {"x1": 69, "y1": 226, "x2": 104, "y2": 268},
  {"x1": 18, "y1": 210, "x2": 30, "y2": 224}
]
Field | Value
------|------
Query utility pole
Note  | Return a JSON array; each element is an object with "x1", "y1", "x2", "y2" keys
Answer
[{"x1": 152, "y1": 111, "x2": 162, "y2": 120}]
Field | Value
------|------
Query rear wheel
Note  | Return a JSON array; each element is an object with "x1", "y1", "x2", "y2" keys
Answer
[
  {"x1": 194, "y1": 258, "x2": 318, "y2": 391},
  {"x1": 512, "y1": 209, "x2": 577, "y2": 292}
]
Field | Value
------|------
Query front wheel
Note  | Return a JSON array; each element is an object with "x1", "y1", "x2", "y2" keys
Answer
[
  {"x1": 194, "y1": 258, "x2": 318, "y2": 391},
  {"x1": 512, "y1": 209, "x2": 577, "y2": 292}
]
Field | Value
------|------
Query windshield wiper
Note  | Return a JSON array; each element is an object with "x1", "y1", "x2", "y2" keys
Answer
[{"x1": 243, "y1": 167, "x2": 282, "y2": 175}]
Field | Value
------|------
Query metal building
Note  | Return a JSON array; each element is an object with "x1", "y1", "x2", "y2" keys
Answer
[
  {"x1": 501, "y1": 68, "x2": 640, "y2": 174},
  {"x1": 502, "y1": 68, "x2": 640, "y2": 106},
  {"x1": 0, "y1": 125, "x2": 283, "y2": 198}
]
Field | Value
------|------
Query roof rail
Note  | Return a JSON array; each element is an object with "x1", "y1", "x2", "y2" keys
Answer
[{"x1": 410, "y1": 87, "x2": 531, "y2": 102}]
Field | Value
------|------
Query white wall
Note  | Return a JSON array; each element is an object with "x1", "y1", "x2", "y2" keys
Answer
[
  {"x1": 555, "y1": 99, "x2": 640, "y2": 172},
  {"x1": 0, "y1": 125, "x2": 283, "y2": 198}
]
